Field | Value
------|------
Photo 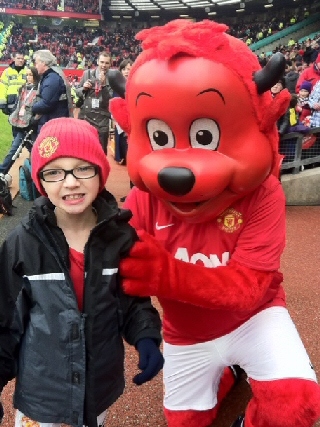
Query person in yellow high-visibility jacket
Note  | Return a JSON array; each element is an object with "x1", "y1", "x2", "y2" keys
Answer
[{"x1": 0, "y1": 52, "x2": 27, "y2": 116}]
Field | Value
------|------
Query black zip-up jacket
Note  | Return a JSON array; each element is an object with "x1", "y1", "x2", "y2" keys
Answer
[{"x1": 0, "y1": 190, "x2": 162, "y2": 427}]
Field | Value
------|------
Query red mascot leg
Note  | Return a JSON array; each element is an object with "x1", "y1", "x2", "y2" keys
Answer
[
  {"x1": 244, "y1": 378, "x2": 320, "y2": 427},
  {"x1": 164, "y1": 366, "x2": 238, "y2": 427},
  {"x1": 164, "y1": 407, "x2": 218, "y2": 427}
]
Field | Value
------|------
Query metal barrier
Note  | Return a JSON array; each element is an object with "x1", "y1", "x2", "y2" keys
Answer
[{"x1": 279, "y1": 127, "x2": 320, "y2": 174}]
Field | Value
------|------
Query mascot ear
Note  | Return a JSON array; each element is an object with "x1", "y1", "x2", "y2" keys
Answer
[
  {"x1": 108, "y1": 69, "x2": 131, "y2": 134},
  {"x1": 108, "y1": 69, "x2": 126, "y2": 99},
  {"x1": 109, "y1": 98, "x2": 131, "y2": 135},
  {"x1": 253, "y1": 52, "x2": 291, "y2": 133},
  {"x1": 260, "y1": 89, "x2": 291, "y2": 133}
]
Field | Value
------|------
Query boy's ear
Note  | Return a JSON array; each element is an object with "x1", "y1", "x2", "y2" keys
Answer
[{"x1": 110, "y1": 98, "x2": 131, "y2": 135}]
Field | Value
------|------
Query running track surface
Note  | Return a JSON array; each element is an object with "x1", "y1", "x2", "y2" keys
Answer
[{"x1": 1, "y1": 154, "x2": 319, "y2": 427}]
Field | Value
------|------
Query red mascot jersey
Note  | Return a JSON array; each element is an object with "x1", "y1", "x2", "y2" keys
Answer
[{"x1": 125, "y1": 174, "x2": 287, "y2": 345}]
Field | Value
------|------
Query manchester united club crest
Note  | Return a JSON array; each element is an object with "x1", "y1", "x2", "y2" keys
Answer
[
  {"x1": 38, "y1": 136, "x2": 59, "y2": 158},
  {"x1": 217, "y1": 208, "x2": 243, "y2": 233}
]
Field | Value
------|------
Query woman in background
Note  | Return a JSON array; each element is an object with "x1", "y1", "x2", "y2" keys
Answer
[
  {"x1": 113, "y1": 59, "x2": 134, "y2": 202},
  {"x1": 0, "y1": 66, "x2": 40, "y2": 184},
  {"x1": 114, "y1": 59, "x2": 133, "y2": 165}
]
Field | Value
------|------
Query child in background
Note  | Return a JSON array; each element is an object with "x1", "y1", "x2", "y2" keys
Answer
[
  {"x1": 0, "y1": 117, "x2": 163, "y2": 427},
  {"x1": 296, "y1": 80, "x2": 312, "y2": 126},
  {"x1": 0, "y1": 66, "x2": 40, "y2": 185},
  {"x1": 288, "y1": 94, "x2": 310, "y2": 133}
]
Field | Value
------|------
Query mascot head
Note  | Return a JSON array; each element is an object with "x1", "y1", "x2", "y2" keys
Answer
[{"x1": 109, "y1": 19, "x2": 291, "y2": 223}]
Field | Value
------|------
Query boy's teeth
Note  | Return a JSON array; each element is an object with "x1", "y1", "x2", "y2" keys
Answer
[{"x1": 66, "y1": 194, "x2": 82, "y2": 200}]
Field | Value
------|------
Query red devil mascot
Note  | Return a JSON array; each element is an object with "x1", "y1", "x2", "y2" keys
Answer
[{"x1": 109, "y1": 19, "x2": 320, "y2": 427}]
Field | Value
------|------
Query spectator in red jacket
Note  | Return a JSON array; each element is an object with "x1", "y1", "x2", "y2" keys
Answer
[{"x1": 296, "y1": 53, "x2": 320, "y2": 92}]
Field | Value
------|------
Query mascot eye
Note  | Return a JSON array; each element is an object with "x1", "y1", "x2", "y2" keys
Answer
[
  {"x1": 147, "y1": 119, "x2": 175, "y2": 150},
  {"x1": 190, "y1": 119, "x2": 220, "y2": 150}
]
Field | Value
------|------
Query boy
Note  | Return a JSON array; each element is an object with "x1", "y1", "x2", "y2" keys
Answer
[
  {"x1": 296, "y1": 80, "x2": 312, "y2": 125},
  {"x1": 0, "y1": 118, "x2": 163, "y2": 427}
]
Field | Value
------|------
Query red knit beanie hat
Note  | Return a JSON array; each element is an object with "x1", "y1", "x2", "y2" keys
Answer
[{"x1": 31, "y1": 118, "x2": 110, "y2": 195}]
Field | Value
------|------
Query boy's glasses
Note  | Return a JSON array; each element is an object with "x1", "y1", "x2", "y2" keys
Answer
[{"x1": 39, "y1": 165, "x2": 98, "y2": 182}]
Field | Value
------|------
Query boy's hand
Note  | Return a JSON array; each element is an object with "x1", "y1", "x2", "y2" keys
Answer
[{"x1": 133, "y1": 338, "x2": 164, "y2": 385}]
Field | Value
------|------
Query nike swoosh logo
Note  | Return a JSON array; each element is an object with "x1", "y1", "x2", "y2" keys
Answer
[{"x1": 155, "y1": 222, "x2": 175, "y2": 230}]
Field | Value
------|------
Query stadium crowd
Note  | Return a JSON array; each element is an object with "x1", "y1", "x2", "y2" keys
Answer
[
  {"x1": 0, "y1": 9, "x2": 318, "y2": 68},
  {"x1": 0, "y1": 0, "x2": 99, "y2": 14},
  {"x1": 1, "y1": 22, "x2": 140, "y2": 67},
  {"x1": 0, "y1": 7, "x2": 319, "y2": 186}
]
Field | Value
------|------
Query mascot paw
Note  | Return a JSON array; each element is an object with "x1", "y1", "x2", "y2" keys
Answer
[{"x1": 120, "y1": 231, "x2": 169, "y2": 296}]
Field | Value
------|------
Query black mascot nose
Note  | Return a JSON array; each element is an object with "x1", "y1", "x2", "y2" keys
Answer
[{"x1": 158, "y1": 167, "x2": 196, "y2": 196}]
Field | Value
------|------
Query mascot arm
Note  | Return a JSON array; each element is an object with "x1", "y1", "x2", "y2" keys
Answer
[{"x1": 120, "y1": 230, "x2": 282, "y2": 312}]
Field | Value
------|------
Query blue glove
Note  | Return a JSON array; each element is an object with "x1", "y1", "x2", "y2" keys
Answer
[
  {"x1": 0, "y1": 400, "x2": 3, "y2": 423},
  {"x1": 133, "y1": 338, "x2": 164, "y2": 385}
]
